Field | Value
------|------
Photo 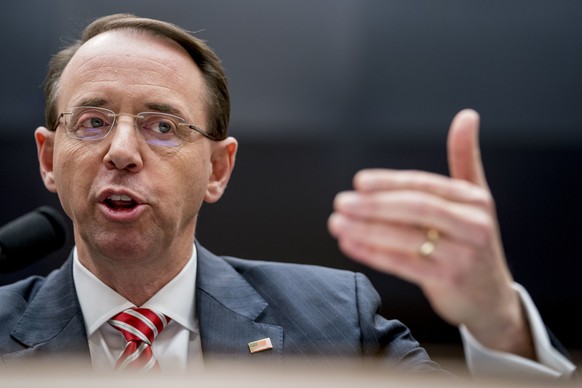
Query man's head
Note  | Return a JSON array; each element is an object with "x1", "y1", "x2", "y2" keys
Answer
[
  {"x1": 44, "y1": 13, "x2": 230, "y2": 142},
  {"x1": 34, "y1": 14, "x2": 237, "y2": 279}
]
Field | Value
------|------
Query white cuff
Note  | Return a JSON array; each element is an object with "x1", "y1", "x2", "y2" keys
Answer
[{"x1": 459, "y1": 283, "x2": 576, "y2": 380}]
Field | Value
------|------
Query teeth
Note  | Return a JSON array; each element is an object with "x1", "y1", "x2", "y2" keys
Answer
[{"x1": 108, "y1": 194, "x2": 132, "y2": 201}]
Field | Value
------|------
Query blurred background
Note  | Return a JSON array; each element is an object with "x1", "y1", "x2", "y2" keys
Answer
[{"x1": 1, "y1": 0, "x2": 581, "y2": 366}]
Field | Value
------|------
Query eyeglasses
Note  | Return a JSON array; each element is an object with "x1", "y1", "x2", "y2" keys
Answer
[{"x1": 56, "y1": 106, "x2": 221, "y2": 147}]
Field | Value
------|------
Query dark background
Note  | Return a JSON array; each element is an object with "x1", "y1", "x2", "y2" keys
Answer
[{"x1": 1, "y1": 0, "x2": 581, "y2": 365}]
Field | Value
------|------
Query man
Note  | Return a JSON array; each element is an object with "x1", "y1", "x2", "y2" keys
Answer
[{"x1": 0, "y1": 13, "x2": 575, "y2": 380}]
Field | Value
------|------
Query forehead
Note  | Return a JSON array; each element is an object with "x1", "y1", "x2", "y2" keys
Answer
[{"x1": 58, "y1": 30, "x2": 207, "y2": 112}]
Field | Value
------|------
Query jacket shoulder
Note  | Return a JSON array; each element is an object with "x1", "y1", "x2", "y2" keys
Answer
[
  {"x1": 219, "y1": 255, "x2": 382, "y2": 313},
  {"x1": 0, "y1": 275, "x2": 47, "y2": 327},
  {"x1": 0, "y1": 275, "x2": 47, "y2": 304},
  {"x1": 222, "y1": 255, "x2": 363, "y2": 290}
]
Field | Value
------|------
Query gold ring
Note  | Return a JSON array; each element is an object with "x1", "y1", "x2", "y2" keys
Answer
[{"x1": 418, "y1": 228, "x2": 439, "y2": 257}]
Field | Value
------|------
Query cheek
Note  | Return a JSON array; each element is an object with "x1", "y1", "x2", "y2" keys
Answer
[
  {"x1": 52, "y1": 143, "x2": 95, "y2": 206},
  {"x1": 171, "y1": 151, "x2": 213, "y2": 208}
]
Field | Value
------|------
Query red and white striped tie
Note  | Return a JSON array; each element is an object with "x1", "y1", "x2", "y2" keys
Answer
[{"x1": 108, "y1": 308, "x2": 171, "y2": 372}]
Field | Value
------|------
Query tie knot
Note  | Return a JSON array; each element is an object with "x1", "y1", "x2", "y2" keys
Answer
[{"x1": 109, "y1": 308, "x2": 171, "y2": 345}]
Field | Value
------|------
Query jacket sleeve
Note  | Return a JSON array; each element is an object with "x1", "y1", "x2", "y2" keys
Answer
[{"x1": 354, "y1": 272, "x2": 452, "y2": 377}]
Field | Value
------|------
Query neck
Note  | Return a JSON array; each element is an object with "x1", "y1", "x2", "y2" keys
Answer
[{"x1": 76, "y1": 243, "x2": 193, "y2": 306}]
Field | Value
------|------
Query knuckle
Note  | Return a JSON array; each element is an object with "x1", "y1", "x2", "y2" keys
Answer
[
  {"x1": 473, "y1": 189, "x2": 495, "y2": 212},
  {"x1": 470, "y1": 214, "x2": 495, "y2": 247}
]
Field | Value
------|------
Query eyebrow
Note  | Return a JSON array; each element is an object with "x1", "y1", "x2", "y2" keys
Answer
[
  {"x1": 76, "y1": 98, "x2": 108, "y2": 108},
  {"x1": 144, "y1": 103, "x2": 183, "y2": 117},
  {"x1": 71, "y1": 100, "x2": 186, "y2": 118}
]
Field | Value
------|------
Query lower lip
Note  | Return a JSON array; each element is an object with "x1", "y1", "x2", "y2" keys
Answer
[{"x1": 98, "y1": 203, "x2": 146, "y2": 223}]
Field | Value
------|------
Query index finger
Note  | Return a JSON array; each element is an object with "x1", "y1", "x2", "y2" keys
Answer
[{"x1": 353, "y1": 169, "x2": 487, "y2": 205}]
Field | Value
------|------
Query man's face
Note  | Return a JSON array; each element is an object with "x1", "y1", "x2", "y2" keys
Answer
[{"x1": 36, "y1": 30, "x2": 236, "y2": 269}]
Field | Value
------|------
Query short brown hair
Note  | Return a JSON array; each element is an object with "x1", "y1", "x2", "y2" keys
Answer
[{"x1": 44, "y1": 13, "x2": 229, "y2": 140}]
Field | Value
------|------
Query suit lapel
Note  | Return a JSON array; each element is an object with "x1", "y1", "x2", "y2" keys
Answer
[
  {"x1": 196, "y1": 243, "x2": 283, "y2": 362},
  {"x1": 3, "y1": 254, "x2": 90, "y2": 365}
]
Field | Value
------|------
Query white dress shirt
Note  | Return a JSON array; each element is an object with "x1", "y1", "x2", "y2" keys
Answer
[{"x1": 73, "y1": 245, "x2": 204, "y2": 373}]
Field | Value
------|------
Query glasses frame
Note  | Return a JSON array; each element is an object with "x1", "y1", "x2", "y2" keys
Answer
[{"x1": 55, "y1": 106, "x2": 223, "y2": 146}]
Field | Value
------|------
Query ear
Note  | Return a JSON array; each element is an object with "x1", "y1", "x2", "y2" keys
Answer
[
  {"x1": 35, "y1": 127, "x2": 57, "y2": 193},
  {"x1": 204, "y1": 137, "x2": 238, "y2": 203}
]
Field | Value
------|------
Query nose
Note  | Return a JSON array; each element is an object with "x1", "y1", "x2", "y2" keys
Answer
[{"x1": 102, "y1": 115, "x2": 144, "y2": 172}]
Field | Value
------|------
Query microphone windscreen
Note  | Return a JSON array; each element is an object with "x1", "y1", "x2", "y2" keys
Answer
[{"x1": 0, "y1": 206, "x2": 67, "y2": 273}]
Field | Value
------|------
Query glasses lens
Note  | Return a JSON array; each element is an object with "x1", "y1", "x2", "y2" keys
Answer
[
  {"x1": 66, "y1": 107, "x2": 114, "y2": 140},
  {"x1": 137, "y1": 112, "x2": 183, "y2": 147}
]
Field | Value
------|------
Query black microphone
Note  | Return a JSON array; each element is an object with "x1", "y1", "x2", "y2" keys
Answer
[{"x1": 0, "y1": 206, "x2": 67, "y2": 273}]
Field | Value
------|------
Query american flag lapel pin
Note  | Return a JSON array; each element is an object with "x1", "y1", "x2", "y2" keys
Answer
[{"x1": 248, "y1": 337, "x2": 273, "y2": 354}]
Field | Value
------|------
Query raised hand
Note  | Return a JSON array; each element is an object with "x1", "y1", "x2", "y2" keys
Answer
[{"x1": 328, "y1": 109, "x2": 535, "y2": 358}]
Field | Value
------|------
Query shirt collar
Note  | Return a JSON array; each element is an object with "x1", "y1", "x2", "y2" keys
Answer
[{"x1": 73, "y1": 245, "x2": 197, "y2": 336}]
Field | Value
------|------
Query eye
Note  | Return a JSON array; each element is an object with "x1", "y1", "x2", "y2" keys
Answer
[
  {"x1": 70, "y1": 109, "x2": 112, "y2": 139},
  {"x1": 154, "y1": 119, "x2": 174, "y2": 135},
  {"x1": 75, "y1": 112, "x2": 109, "y2": 129},
  {"x1": 84, "y1": 117, "x2": 106, "y2": 128},
  {"x1": 141, "y1": 115, "x2": 178, "y2": 136},
  {"x1": 137, "y1": 112, "x2": 185, "y2": 147}
]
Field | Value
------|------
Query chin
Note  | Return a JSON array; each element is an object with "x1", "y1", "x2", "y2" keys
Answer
[{"x1": 95, "y1": 235, "x2": 156, "y2": 262}]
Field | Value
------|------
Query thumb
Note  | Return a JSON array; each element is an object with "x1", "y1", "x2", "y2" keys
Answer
[{"x1": 447, "y1": 109, "x2": 489, "y2": 188}]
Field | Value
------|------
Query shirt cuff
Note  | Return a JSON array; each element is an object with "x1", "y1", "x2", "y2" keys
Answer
[{"x1": 459, "y1": 283, "x2": 576, "y2": 380}]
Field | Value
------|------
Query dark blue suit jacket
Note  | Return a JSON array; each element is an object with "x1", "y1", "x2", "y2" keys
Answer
[{"x1": 0, "y1": 242, "x2": 445, "y2": 374}]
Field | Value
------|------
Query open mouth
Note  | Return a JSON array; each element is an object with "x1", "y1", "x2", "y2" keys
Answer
[{"x1": 104, "y1": 194, "x2": 138, "y2": 211}]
